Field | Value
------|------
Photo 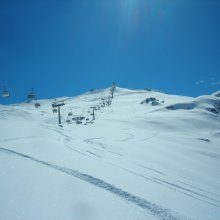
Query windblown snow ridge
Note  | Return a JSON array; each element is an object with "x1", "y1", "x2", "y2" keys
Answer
[{"x1": 0, "y1": 147, "x2": 190, "y2": 220}]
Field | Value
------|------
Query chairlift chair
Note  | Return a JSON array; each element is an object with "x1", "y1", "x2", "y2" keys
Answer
[
  {"x1": 52, "y1": 108, "x2": 57, "y2": 113},
  {"x1": 2, "y1": 86, "x2": 10, "y2": 98},
  {"x1": 27, "y1": 88, "x2": 36, "y2": 100},
  {"x1": 66, "y1": 119, "x2": 71, "y2": 124},
  {"x1": 76, "y1": 121, "x2": 82, "y2": 125},
  {"x1": 28, "y1": 94, "x2": 35, "y2": 100},
  {"x1": 68, "y1": 112, "x2": 73, "y2": 116},
  {"x1": 35, "y1": 102, "x2": 41, "y2": 109}
]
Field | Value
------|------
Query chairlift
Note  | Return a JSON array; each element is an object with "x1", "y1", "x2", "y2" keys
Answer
[
  {"x1": 68, "y1": 112, "x2": 73, "y2": 116},
  {"x1": 2, "y1": 86, "x2": 10, "y2": 98},
  {"x1": 52, "y1": 108, "x2": 57, "y2": 113},
  {"x1": 27, "y1": 88, "x2": 36, "y2": 100},
  {"x1": 66, "y1": 119, "x2": 71, "y2": 124},
  {"x1": 74, "y1": 116, "x2": 83, "y2": 124},
  {"x1": 35, "y1": 102, "x2": 41, "y2": 109}
]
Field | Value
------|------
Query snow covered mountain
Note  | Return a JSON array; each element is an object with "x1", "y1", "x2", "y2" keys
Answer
[{"x1": 1, "y1": 87, "x2": 220, "y2": 220}]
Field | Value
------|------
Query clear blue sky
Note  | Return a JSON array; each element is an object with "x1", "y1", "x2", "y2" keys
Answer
[{"x1": 0, "y1": 0, "x2": 220, "y2": 104}]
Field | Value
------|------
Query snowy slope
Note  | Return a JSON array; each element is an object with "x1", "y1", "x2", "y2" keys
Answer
[{"x1": 0, "y1": 87, "x2": 220, "y2": 220}]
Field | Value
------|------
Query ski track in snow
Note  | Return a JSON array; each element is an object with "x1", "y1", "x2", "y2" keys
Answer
[
  {"x1": 63, "y1": 138, "x2": 220, "y2": 208},
  {"x1": 33, "y1": 123, "x2": 220, "y2": 208},
  {"x1": 84, "y1": 138, "x2": 106, "y2": 148},
  {"x1": 137, "y1": 165, "x2": 220, "y2": 204},
  {"x1": 0, "y1": 136, "x2": 45, "y2": 143},
  {"x1": 29, "y1": 123, "x2": 220, "y2": 208},
  {"x1": 62, "y1": 135, "x2": 220, "y2": 208},
  {"x1": 0, "y1": 147, "x2": 191, "y2": 220},
  {"x1": 109, "y1": 162, "x2": 220, "y2": 208},
  {"x1": 119, "y1": 133, "x2": 135, "y2": 142},
  {"x1": 141, "y1": 132, "x2": 159, "y2": 141}
]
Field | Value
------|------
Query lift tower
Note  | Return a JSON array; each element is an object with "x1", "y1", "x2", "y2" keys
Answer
[
  {"x1": 52, "y1": 102, "x2": 65, "y2": 126},
  {"x1": 90, "y1": 106, "x2": 96, "y2": 120}
]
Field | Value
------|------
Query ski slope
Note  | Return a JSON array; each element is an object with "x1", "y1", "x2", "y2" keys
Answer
[{"x1": 0, "y1": 87, "x2": 220, "y2": 220}]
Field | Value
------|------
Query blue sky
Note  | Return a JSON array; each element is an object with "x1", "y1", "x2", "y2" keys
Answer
[{"x1": 0, "y1": 0, "x2": 220, "y2": 104}]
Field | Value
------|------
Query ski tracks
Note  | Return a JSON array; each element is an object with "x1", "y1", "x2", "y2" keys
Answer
[{"x1": 0, "y1": 147, "x2": 190, "y2": 220}]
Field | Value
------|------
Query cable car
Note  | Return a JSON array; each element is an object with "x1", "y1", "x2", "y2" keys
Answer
[
  {"x1": 2, "y1": 86, "x2": 10, "y2": 98},
  {"x1": 27, "y1": 88, "x2": 36, "y2": 100}
]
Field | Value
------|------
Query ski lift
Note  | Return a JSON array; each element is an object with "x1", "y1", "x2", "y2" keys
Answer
[
  {"x1": 74, "y1": 116, "x2": 83, "y2": 125},
  {"x1": 34, "y1": 102, "x2": 41, "y2": 109},
  {"x1": 68, "y1": 112, "x2": 73, "y2": 116},
  {"x1": 52, "y1": 108, "x2": 57, "y2": 113},
  {"x1": 76, "y1": 120, "x2": 82, "y2": 125},
  {"x1": 66, "y1": 119, "x2": 71, "y2": 124},
  {"x1": 27, "y1": 88, "x2": 36, "y2": 100},
  {"x1": 2, "y1": 86, "x2": 10, "y2": 98}
]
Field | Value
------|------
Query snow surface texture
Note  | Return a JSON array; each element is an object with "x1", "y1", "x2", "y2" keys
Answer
[{"x1": 0, "y1": 87, "x2": 220, "y2": 220}]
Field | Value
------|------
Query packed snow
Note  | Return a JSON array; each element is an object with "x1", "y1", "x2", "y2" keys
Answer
[{"x1": 0, "y1": 87, "x2": 220, "y2": 220}]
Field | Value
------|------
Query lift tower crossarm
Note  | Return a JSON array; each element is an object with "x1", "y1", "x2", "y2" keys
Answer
[{"x1": 52, "y1": 102, "x2": 65, "y2": 108}]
